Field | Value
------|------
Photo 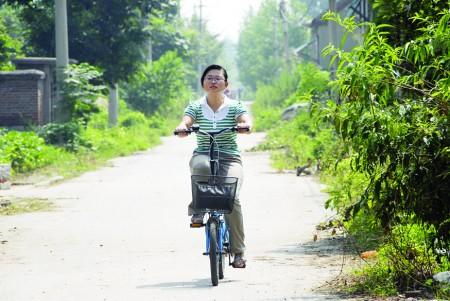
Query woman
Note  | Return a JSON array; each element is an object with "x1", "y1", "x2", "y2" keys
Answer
[{"x1": 175, "y1": 64, "x2": 251, "y2": 268}]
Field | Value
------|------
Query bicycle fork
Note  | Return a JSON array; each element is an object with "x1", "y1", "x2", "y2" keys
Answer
[{"x1": 204, "y1": 215, "x2": 230, "y2": 259}]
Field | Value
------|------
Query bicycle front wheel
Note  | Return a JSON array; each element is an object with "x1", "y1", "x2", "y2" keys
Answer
[
  {"x1": 209, "y1": 221, "x2": 219, "y2": 286},
  {"x1": 219, "y1": 251, "x2": 225, "y2": 279}
]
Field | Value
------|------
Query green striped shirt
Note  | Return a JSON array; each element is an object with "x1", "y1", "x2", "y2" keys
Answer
[{"x1": 184, "y1": 96, "x2": 247, "y2": 156}]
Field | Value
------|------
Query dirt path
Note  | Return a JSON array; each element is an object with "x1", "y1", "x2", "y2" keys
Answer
[{"x1": 0, "y1": 133, "x2": 348, "y2": 301}]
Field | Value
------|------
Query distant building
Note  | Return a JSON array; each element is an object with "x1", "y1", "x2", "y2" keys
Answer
[
  {"x1": 296, "y1": 0, "x2": 372, "y2": 71},
  {"x1": 0, "y1": 57, "x2": 76, "y2": 127}
]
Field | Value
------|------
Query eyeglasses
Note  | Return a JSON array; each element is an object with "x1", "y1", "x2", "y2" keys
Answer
[{"x1": 205, "y1": 76, "x2": 225, "y2": 83}]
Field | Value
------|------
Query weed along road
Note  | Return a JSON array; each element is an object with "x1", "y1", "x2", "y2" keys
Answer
[{"x1": 0, "y1": 133, "x2": 347, "y2": 301}]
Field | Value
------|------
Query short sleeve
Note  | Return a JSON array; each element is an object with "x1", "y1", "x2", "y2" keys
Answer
[
  {"x1": 235, "y1": 101, "x2": 247, "y2": 119},
  {"x1": 184, "y1": 102, "x2": 197, "y2": 120}
]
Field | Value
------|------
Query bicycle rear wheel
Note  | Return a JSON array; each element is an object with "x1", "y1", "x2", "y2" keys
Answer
[{"x1": 209, "y1": 221, "x2": 219, "y2": 286}]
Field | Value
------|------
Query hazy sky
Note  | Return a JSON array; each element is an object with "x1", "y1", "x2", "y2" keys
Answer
[{"x1": 180, "y1": 0, "x2": 263, "y2": 42}]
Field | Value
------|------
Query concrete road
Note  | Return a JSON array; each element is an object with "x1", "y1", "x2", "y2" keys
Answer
[{"x1": 0, "y1": 133, "x2": 345, "y2": 301}]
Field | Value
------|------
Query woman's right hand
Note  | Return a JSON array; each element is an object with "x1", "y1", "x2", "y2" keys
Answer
[
  {"x1": 174, "y1": 116, "x2": 194, "y2": 137},
  {"x1": 174, "y1": 124, "x2": 189, "y2": 137}
]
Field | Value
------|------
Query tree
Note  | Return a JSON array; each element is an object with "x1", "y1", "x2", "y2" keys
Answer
[
  {"x1": 237, "y1": 0, "x2": 309, "y2": 91},
  {"x1": 371, "y1": 0, "x2": 449, "y2": 46},
  {"x1": 1, "y1": 0, "x2": 179, "y2": 125},
  {"x1": 325, "y1": 10, "x2": 450, "y2": 244},
  {"x1": 122, "y1": 51, "x2": 190, "y2": 116},
  {"x1": 181, "y1": 13, "x2": 223, "y2": 94},
  {"x1": 0, "y1": 13, "x2": 21, "y2": 70}
]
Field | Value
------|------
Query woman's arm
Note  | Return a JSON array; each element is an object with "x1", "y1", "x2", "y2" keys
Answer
[
  {"x1": 237, "y1": 113, "x2": 252, "y2": 134},
  {"x1": 175, "y1": 115, "x2": 195, "y2": 137}
]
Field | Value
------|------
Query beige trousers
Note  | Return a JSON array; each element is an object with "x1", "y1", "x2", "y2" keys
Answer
[{"x1": 189, "y1": 153, "x2": 246, "y2": 255}]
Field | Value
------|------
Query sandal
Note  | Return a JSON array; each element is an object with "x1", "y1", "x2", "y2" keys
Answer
[
  {"x1": 190, "y1": 213, "x2": 204, "y2": 224},
  {"x1": 232, "y1": 254, "x2": 247, "y2": 268}
]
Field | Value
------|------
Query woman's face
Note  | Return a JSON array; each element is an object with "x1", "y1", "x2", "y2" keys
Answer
[{"x1": 202, "y1": 69, "x2": 228, "y2": 94}]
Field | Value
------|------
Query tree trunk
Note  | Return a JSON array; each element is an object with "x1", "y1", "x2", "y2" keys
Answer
[{"x1": 108, "y1": 83, "x2": 119, "y2": 127}]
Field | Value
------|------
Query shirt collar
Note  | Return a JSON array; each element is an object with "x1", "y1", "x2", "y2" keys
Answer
[{"x1": 201, "y1": 95, "x2": 230, "y2": 112}]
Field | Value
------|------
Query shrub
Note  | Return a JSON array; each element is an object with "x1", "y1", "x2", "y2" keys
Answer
[
  {"x1": 37, "y1": 122, "x2": 92, "y2": 152},
  {"x1": 0, "y1": 131, "x2": 50, "y2": 172},
  {"x1": 63, "y1": 63, "x2": 106, "y2": 125}
]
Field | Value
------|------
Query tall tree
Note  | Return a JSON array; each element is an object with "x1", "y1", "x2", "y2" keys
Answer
[
  {"x1": 1, "y1": 0, "x2": 179, "y2": 125},
  {"x1": 0, "y1": 11, "x2": 22, "y2": 70},
  {"x1": 237, "y1": 0, "x2": 309, "y2": 91}
]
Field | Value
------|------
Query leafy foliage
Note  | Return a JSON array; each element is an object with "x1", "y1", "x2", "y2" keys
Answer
[
  {"x1": 2, "y1": 0, "x2": 178, "y2": 84},
  {"x1": 0, "y1": 131, "x2": 50, "y2": 172},
  {"x1": 237, "y1": 0, "x2": 309, "y2": 90},
  {"x1": 324, "y1": 12, "x2": 450, "y2": 245},
  {"x1": 148, "y1": 4, "x2": 189, "y2": 61},
  {"x1": 37, "y1": 122, "x2": 90, "y2": 152},
  {"x1": 371, "y1": 0, "x2": 449, "y2": 46},
  {"x1": 252, "y1": 62, "x2": 329, "y2": 130},
  {"x1": 0, "y1": 12, "x2": 22, "y2": 70},
  {"x1": 122, "y1": 51, "x2": 191, "y2": 117},
  {"x1": 252, "y1": 62, "x2": 333, "y2": 172},
  {"x1": 63, "y1": 63, "x2": 105, "y2": 125}
]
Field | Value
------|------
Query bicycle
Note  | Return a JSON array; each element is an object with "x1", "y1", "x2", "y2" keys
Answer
[{"x1": 174, "y1": 125, "x2": 248, "y2": 286}]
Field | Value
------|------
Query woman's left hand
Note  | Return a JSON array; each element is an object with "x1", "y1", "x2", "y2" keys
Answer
[{"x1": 237, "y1": 122, "x2": 251, "y2": 134}]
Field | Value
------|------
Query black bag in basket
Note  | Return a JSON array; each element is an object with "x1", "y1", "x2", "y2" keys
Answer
[{"x1": 191, "y1": 175, "x2": 238, "y2": 213}]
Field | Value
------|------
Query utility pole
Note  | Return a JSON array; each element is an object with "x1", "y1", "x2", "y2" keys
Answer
[
  {"x1": 279, "y1": 0, "x2": 289, "y2": 68},
  {"x1": 196, "y1": 0, "x2": 204, "y2": 94},
  {"x1": 274, "y1": 12, "x2": 278, "y2": 60},
  {"x1": 55, "y1": 0, "x2": 69, "y2": 123},
  {"x1": 328, "y1": 0, "x2": 338, "y2": 77},
  {"x1": 141, "y1": 2, "x2": 152, "y2": 63}
]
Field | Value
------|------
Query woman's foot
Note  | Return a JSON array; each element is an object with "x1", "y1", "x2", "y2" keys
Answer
[
  {"x1": 190, "y1": 213, "x2": 204, "y2": 224},
  {"x1": 232, "y1": 253, "x2": 246, "y2": 268}
]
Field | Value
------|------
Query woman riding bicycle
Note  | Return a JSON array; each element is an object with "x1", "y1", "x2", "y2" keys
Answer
[{"x1": 175, "y1": 64, "x2": 251, "y2": 269}]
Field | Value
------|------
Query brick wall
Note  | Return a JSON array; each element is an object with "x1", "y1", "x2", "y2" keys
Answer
[{"x1": 0, "y1": 70, "x2": 45, "y2": 127}]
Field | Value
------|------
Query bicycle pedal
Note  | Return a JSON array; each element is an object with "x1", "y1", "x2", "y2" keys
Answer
[{"x1": 190, "y1": 223, "x2": 205, "y2": 228}]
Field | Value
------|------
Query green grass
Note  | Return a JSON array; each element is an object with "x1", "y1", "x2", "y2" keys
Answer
[{"x1": 0, "y1": 197, "x2": 53, "y2": 215}]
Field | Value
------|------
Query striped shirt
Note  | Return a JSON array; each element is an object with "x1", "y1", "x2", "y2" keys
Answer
[{"x1": 184, "y1": 96, "x2": 247, "y2": 156}]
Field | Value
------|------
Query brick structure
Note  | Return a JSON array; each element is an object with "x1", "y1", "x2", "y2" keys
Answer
[
  {"x1": 13, "y1": 57, "x2": 59, "y2": 124},
  {"x1": 0, "y1": 70, "x2": 45, "y2": 127}
]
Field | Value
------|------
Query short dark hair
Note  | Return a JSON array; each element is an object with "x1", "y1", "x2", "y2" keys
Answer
[{"x1": 200, "y1": 64, "x2": 228, "y2": 86}]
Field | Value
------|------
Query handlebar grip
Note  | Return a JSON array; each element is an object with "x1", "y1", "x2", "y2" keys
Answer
[
  {"x1": 236, "y1": 126, "x2": 250, "y2": 132},
  {"x1": 173, "y1": 129, "x2": 191, "y2": 135},
  {"x1": 173, "y1": 125, "x2": 200, "y2": 135}
]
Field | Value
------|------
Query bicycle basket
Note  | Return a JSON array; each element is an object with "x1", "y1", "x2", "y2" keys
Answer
[{"x1": 191, "y1": 175, "x2": 238, "y2": 213}]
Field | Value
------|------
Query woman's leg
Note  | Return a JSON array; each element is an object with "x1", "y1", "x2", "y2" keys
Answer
[
  {"x1": 220, "y1": 159, "x2": 246, "y2": 256},
  {"x1": 188, "y1": 154, "x2": 210, "y2": 215}
]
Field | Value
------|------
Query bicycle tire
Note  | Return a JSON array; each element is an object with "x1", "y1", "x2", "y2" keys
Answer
[
  {"x1": 218, "y1": 251, "x2": 225, "y2": 279},
  {"x1": 219, "y1": 225, "x2": 228, "y2": 279},
  {"x1": 209, "y1": 221, "x2": 219, "y2": 286}
]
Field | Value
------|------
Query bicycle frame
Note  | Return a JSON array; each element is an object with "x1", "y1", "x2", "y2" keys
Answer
[
  {"x1": 174, "y1": 125, "x2": 248, "y2": 285},
  {"x1": 200, "y1": 127, "x2": 236, "y2": 261},
  {"x1": 204, "y1": 212, "x2": 230, "y2": 256}
]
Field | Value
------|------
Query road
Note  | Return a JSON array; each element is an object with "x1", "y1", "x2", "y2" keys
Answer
[{"x1": 0, "y1": 132, "x2": 346, "y2": 301}]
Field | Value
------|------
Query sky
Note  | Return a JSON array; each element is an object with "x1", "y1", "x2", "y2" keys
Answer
[{"x1": 180, "y1": 0, "x2": 263, "y2": 43}]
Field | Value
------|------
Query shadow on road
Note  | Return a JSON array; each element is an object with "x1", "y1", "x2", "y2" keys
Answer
[{"x1": 136, "y1": 278, "x2": 240, "y2": 290}]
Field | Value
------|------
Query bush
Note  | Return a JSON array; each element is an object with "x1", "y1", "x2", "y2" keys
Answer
[
  {"x1": 63, "y1": 63, "x2": 106, "y2": 125},
  {"x1": 0, "y1": 130, "x2": 51, "y2": 172},
  {"x1": 37, "y1": 122, "x2": 91, "y2": 152},
  {"x1": 324, "y1": 11, "x2": 450, "y2": 243}
]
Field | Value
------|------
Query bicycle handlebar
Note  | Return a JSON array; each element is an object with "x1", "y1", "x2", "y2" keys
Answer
[{"x1": 174, "y1": 125, "x2": 249, "y2": 136}]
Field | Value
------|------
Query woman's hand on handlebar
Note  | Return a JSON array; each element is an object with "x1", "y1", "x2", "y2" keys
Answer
[
  {"x1": 174, "y1": 116, "x2": 195, "y2": 137},
  {"x1": 174, "y1": 124, "x2": 190, "y2": 137},
  {"x1": 237, "y1": 123, "x2": 251, "y2": 134}
]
